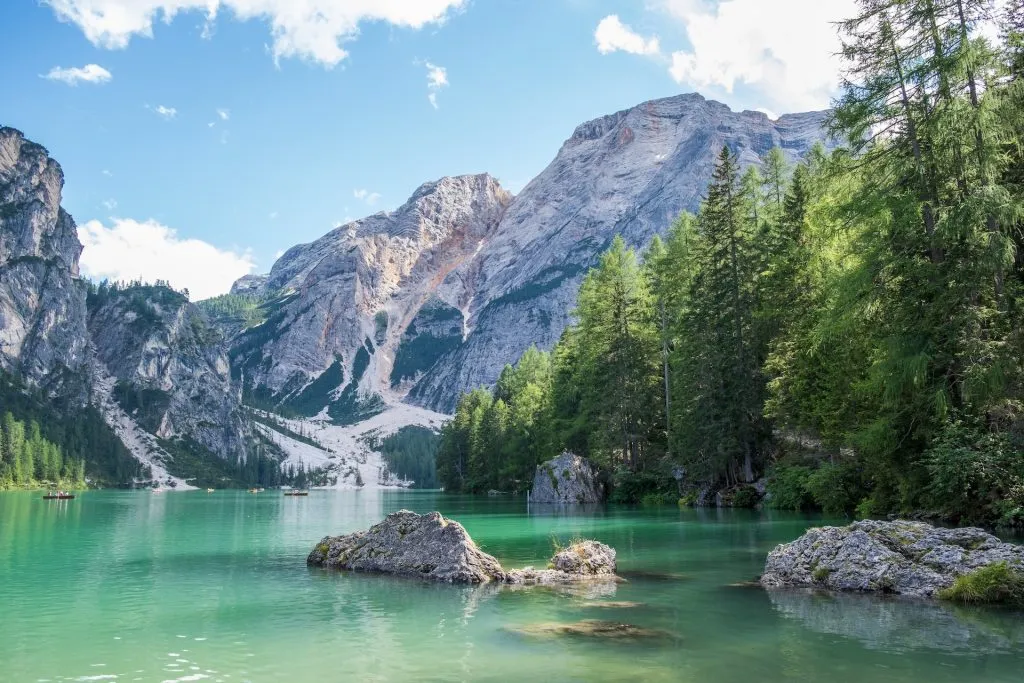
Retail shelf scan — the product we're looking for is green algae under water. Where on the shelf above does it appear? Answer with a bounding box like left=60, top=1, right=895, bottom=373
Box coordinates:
left=2, top=490, right=1023, bottom=682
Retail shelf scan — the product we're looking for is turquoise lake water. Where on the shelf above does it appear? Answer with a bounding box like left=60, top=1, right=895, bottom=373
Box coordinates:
left=1, top=490, right=1023, bottom=682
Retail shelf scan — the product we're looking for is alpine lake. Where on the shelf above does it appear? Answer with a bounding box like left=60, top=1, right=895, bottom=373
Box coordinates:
left=2, top=490, right=1023, bottom=682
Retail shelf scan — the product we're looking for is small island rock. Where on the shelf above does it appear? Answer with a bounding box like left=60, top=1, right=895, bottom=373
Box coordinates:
left=761, top=519, right=1024, bottom=598
left=530, top=452, right=604, bottom=504
left=309, top=511, right=619, bottom=587
left=307, top=510, right=507, bottom=583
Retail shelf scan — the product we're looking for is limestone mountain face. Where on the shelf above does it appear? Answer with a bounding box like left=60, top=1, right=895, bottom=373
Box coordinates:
left=87, top=285, right=251, bottom=461
left=226, top=174, right=511, bottom=420
left=409, top=94, right=831, bottom=410
left=0, top=127, right=89, bottom=398
left=0, top=127, right=253, bottom=476
left=232, top=93, right=831, bottom=414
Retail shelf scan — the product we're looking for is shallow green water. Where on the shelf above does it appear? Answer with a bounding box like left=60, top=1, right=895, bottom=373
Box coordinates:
left=2, top=490, right=1023, bottom=682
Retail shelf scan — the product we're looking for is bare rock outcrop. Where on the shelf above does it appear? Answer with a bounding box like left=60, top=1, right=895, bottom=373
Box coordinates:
left=529, top=452, right=604, bottom=504
left=308, top=510, right=618, bottom=586
left=761, top=520, right=1024, bottom=598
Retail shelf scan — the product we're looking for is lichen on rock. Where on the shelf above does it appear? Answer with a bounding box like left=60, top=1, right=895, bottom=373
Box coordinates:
left=529, top=452, right=603, bottom=504
left=761, top=520, right=1024, bottom=599
left=308, top=510, right=619, bottom=587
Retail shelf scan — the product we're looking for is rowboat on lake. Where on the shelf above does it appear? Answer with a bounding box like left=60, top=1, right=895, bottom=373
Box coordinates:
left=43, top=492, right=75, bottom=500
left=284, top=490, right=310, bottom=497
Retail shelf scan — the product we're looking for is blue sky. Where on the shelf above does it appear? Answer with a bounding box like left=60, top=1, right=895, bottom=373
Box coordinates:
left=1, top=0, right=853, bottom=299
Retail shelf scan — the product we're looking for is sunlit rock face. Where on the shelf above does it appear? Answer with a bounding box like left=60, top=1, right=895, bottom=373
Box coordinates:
left=0, top=127, right=89, bottom=399
left=231, top=94, right=831, bottom=415
left=88, top=285, right=251, bottom=461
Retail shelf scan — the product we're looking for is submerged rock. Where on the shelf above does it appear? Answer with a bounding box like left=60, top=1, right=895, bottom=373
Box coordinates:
left=529, top=452, right=604, bottom=504
left=509, top=619, right=673, bottom=641
left=761, top=520, right=1024, bottom=598
left=309, top=511, right=619, bottom=586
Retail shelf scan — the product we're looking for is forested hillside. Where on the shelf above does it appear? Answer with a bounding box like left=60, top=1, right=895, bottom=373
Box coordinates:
left=439, top=0, right=1024, bottom=525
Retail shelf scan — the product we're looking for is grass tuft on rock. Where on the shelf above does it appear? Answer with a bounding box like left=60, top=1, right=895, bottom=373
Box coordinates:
left=938, top=562, right=1024, bottom=607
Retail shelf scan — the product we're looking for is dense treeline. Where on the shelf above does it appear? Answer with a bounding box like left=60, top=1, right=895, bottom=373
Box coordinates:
left=439, top=0, right=1024, bottom=524
left=0, top=411, right=85, bottom=489
left=373, top=426, right=440, bottom=489
left=0, top=372, right=142, bottom=486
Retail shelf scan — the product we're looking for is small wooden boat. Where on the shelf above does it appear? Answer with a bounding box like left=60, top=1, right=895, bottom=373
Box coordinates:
left=284, top=490, right=310, bottom=497
left=43, top=493, right=75, bottom=500
left=248, top=487, right=263, bottom=494
left=206, top=488, right=215, bottom=493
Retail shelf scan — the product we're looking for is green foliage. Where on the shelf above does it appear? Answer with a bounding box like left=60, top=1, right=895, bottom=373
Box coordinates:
left=805, top=460, right=867, bottom=517
left=730, top=486, right=761, bottom=509
left=281, top=359, right=344, bottom=417
left=197, top=292, right=271, bottom=328
left=437, top=347, right=554, bottom=493
left=939, top=563, right=1024, bottom=607
left=390, top=300, right=463, bottom=386
left=608, top=469, right=674, bottom=505
left=766, top=465, right=816, bottom=511
left=923, top=419, right=1024, bottom=525
left=0, top=371, right=139, bottom=487
left=112, top=382, right=172, bottom=433
left=371, top=426, right=440, bottom=488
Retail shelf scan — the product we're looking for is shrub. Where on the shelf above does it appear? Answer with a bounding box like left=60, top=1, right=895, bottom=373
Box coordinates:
left=640, top=492, right=674, bottom=507
left=766, top=464, right=815, bottom=511
left=938, top=563, right=1024, bottom=607
left=609, top=469, right=673, bottom=504
left=806, top=459, right=867, bottom=517
left=730, top=486, right=761, bottom=509
left=924, top=419, right=1023, bottom=525
left=678, top=492, right=697, bottom=508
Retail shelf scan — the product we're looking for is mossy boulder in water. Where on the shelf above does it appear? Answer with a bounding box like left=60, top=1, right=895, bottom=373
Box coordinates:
left=309, top=510, right=619, bottom=586
left=761, top=520, right=1024, bottom=599
left=307, top=510, right=507, bottom=583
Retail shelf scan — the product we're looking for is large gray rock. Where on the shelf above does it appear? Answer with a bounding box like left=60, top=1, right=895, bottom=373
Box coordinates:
left=308, top=510, right=618, bottom=586
left=761, top=520, right=1024, bottom=598
left=530, top=452, right=604, bottom=504
left=0, top=127, right=89, bottom=399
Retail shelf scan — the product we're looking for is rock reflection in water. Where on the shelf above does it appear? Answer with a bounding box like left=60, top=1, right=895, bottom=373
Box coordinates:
left=767, top=588, right=1024, bottom=655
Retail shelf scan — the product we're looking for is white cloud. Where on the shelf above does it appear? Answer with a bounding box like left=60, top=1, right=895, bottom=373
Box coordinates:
left=353, top=188, right=381, bottom=205
left=217, top=108, right=230, bottom=120
left=102, top=169, right=113, bottom=176
left=268, top=211, right=278, bottom=219
left=79, top=218, right=255, bottom=300
left=102, top=198, right=118, bottom=210
left=42, top=0, right=467, bottom=67
left=147, top=104, right=177, bottom=119
left=42, top=63, right=112, bottom=85
left=594, top=15, right=660, bottom=56
left=660, top=0, right=856, bottom=112
left=423, top=61, right=448, bottom=109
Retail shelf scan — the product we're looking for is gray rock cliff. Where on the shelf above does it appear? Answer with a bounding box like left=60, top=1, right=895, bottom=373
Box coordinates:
left=88, top=284, right=252, bottom=461
left=0, top=127, right=89, bottom=398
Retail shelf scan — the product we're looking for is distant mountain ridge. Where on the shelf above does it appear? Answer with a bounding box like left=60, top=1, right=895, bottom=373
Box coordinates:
left=225, top=93, right=832, bottom=414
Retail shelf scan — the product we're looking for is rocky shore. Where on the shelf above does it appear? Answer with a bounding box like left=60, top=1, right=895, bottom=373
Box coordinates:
left=308, top=510, right=618, bottom=585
